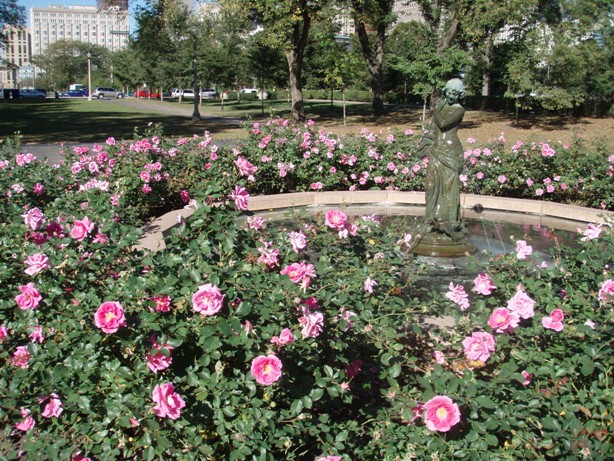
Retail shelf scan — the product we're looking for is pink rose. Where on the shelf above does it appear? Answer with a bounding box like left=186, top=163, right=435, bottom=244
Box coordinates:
left=94, top=301, right=127, bottom=333
left=462, top=331, right=496, bottom=362
left=229, top=185, right=249, bottom=211
left=146, top=337, right=174, bottom=372
left=23, top=207, right=45, bottom=230
left=316, top=457, right=342, bottom=461
left=15, top=282, right=42, bottom=310
left=598, top=279, right=614, bottom=302
left=473, top=273, right=496, bottom=296
left=288, top=231, right=307, bottom=253
left=515, top=240, right=533, bottom=260
left=29, top=325, right=45, bottom=343
left=15, top=408, right=35, bottom=431
left=192, top=283, right=224, bottom=316
left=364, top=277, right=378, bottom=293
left=251, top=354, right=283, bottom=385
left=325, top=210, right=348, bottom=230
left=0, top=325, right=8, bottom=343
left=487, top=308, right=520, bottom=334
left=70, top=217, right=95, bottom=241
left=423, top=396, right=461, bottom=432
left=41, top=394, right=64, bottom=419
left=580, top=223, right=603, bottom=241
left=280, top=261, right=316, bottom=291
left=445, top=282, right=470, bottom=311
left=152, top=294, right=172, bottom=312
left=299, top=305, right=324, bottom=338
left=507, top=286, right=535, bottom=319
left=542, top=308, right=564, bottom=331
left=521, top=370, right=532, bottom=386
left=12, top=345, right=31, bottom=369
left=24, top=253, right=51, bottom=276
left=152, top=382, right=186, bottom=420
left=271, top=328, right=295, bottom=346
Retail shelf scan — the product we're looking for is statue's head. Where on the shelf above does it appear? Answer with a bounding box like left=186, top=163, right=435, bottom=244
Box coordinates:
left=443, top=78, right=465, bottom=101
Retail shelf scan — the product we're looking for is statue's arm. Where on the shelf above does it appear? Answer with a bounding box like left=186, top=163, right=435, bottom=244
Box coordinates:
left=433, top=105, right=465, bottom=131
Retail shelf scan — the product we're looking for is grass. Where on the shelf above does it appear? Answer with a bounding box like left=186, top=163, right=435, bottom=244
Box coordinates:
left=1, top=97, right=612, bottom=148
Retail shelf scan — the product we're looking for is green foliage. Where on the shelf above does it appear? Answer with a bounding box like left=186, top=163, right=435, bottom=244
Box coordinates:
left=0, top=121, right=612, bottom=460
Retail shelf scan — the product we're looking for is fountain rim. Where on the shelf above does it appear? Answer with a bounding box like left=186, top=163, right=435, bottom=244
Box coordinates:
left=138, top=191, right=612, bottom=252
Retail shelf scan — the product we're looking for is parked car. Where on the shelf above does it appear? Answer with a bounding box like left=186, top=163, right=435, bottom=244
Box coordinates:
left=19, top=89, right=46, bottom=99
left=200, top=88, right=217, bottom=99
left=171, top=88, right=195, bottom=99
left=59, top=89, right=88, bottom=98
left=135, top=90, right=160, bottom=99
left=92, top=87, right=124, bottom=99
left=240, top=88, right=268, bottom=100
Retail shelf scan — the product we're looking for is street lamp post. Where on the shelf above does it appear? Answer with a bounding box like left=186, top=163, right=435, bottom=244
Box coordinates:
left=191, top=40, right=200, bottom=121
left=87, top=52, right=92, bottom=101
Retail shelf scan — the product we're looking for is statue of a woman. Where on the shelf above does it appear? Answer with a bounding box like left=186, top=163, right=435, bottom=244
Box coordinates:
left=418, top=78, right=466, bottom=242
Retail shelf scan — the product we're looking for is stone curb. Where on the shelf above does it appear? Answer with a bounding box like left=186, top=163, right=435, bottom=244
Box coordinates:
left=137, top=192, right=612, bottom=251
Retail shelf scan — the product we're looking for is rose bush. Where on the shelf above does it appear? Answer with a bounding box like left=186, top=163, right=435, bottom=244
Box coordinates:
left=0, top=121, right=612, bottom=460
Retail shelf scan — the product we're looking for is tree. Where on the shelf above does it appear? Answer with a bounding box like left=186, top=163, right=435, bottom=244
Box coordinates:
left=30, top=40, right=109, bottom=90
left=223, top=0, right=327, bottom=122
left=346, top=0, right=395, bottom=115
left=0, top=0, right=25, bottom=43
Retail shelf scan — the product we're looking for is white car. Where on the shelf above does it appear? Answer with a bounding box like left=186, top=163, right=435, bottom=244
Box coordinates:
left=240, top=88, right=268, bottom=100
left=172, top=89, right=196, bottom=99
left=200, top=88, right=217, bottom=99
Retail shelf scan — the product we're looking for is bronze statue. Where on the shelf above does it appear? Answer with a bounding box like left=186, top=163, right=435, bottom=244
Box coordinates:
left=411, top=78, right=473, bottom=256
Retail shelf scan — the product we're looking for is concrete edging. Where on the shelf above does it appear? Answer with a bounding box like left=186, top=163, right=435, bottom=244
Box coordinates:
left=138, top=191, right=612, bottom=251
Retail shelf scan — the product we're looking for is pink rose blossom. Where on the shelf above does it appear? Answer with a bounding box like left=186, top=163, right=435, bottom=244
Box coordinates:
left=257, top=243, right=280, bottom=268
left=281, top=262, right=316, bottom=291
left=521, top=370, right=532, bottom=386
left=288, top=231, right=307, bottom=253
left=23, top=207, right=45, bottom=230
left=535, top=188, right=544, bottom=196
left=152, top=294, right=172, bottom=312
left=247, top=216, right=266, bottom=230
left=70, top=217, right=95, bottom=241
left=462, top=331, right=496, bottom=362
left=15, top=282, right=42, bottom=310
left=423, top=396, right=461, bottom=432
left=598, top=279, right=614, bottom=302
left=24, top=253, right=51, bottom=276
left=192, top=283, right=224, bottom=316
left=364, top=277, right=378, bottom=293
left=507, top=286, right=535, bottom=319
left=271, top=328, right=295, bottom=346
left=15, top=408, right=35, bottom=431
left=41, top=394, right=64, bottom=419
left=445, top=282, right=470, bottom=311
left=146, top=337, right=174, bottom=372
left=487, top=308, right=520, bottom=334
left=229, top=185, right=249, bottom=210
left=433, top=351, right=446, bottom=364
left=542, top=308, right=564, bottom=331
left=0, top=325, right=8, bottom=343
left=316, top=457, right=343, bottom=461
left=526, top=178, right=534, bottom=187
left=251, top=354, right=283, bottom=385
left=580, top=223, right=603, bottom=241
left=12, top=345, right=31, bottom=368
left=515, top=240, right=533, bottom=260
left=299, top=304, right=324, bottom=338
left=29, top=325, right=45, bottom=343
left=497, top=175, right=507, bottom=184
left=473, top=273, right=496, bottom=295
left=152, top=382, right=186, bottom=420
left=94, top=301, right=127, bottom=333
left=234, top=156, right=258, bottom=177
left=325, top=210, right=348, bottom=230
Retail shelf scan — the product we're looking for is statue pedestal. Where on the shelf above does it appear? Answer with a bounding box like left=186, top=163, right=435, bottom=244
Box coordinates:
left=412, top=231, right=475, bottom=258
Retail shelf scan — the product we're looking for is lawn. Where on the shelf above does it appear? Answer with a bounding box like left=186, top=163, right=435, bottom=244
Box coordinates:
left=1, top=96, right=612, bottom=147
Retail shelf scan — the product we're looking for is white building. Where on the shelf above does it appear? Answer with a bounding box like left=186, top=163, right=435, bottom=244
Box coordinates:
left=1, top=25, right=32, bottom=87
left=30, top=4, right=131, bottom=57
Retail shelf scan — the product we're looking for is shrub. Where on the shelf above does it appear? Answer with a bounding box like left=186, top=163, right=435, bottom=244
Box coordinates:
left=0, top=121, right=612, bottom=460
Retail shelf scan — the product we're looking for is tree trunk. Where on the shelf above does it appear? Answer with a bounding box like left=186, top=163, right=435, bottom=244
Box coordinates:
left=286, top=48, right=305, bottom=122
left=355, top=20, right=386, bottom=116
